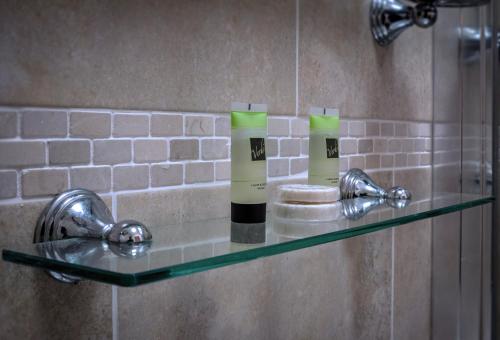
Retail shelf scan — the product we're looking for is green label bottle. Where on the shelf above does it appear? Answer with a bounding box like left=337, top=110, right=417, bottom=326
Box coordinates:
left=308, top=112, right=340, bottom=187
left=231, top=110, right=267, bottom=223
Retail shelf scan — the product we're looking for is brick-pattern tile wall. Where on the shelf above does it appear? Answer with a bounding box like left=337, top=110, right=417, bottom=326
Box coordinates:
left=0, top=107, right=432, bottom=201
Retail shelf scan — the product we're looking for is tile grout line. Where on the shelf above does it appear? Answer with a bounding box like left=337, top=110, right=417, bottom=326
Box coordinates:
left=295, top=0, right=300, bottom=116
left=1, top=107, right=435, bottom=201
left=1, top=105, right=437, bottom=123
left=112, top=285, right=118, bottom=340
left=111, top=189, right=118, bottom=340
left=391, top=227, right=395, bottom=340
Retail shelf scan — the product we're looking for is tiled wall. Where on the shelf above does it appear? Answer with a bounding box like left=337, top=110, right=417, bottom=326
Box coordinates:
left=0, top=106, right=431, bottom=202
left=0, top=0, right=431, bottom=121
left=0, top=0, right=434, bottom=339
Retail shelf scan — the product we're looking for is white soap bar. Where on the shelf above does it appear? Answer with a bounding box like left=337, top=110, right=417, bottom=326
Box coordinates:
left=272, top=217, right=342, bottom=238
left=272, top=202, right=342, bottom=222
left=278, top=184, right=340, bottom=204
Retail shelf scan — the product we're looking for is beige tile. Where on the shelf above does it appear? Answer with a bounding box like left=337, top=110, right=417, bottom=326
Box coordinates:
left=388, top=139, right=403, bottom=153
left=434, top=123, right=457, bottom=138
left=215, top=160, right=230, bottom=181
left=151, top=163, right=183, bottom=187
left=48, top=140, right=91, bottom=165
left=380, top=154, right=394, bottom=168
left=183, top=243, right=214, bottom=262
left=457, top=206, right=483, bottom=339
left=0, top=170, right=17, bottom=198
left=149, top=248, right=182, bottom=269
left=433, top=9, right=461, bottom=153
left=117, top=230, right=391, bottom=340
left=70, top=166, right=111, bottom=193
left=299, top=1, right=431, bottom=120
left=358, top=139, right=373, bottom=154
left=113, top=165, right=149, bottom=191
left=21, top=110, right=67, bottom=138
left=420, top=153, right=431, bottom=166
left=365, top=121, right=380, bottom=136
left=365, top=154, right=380, bottom=169
left=93, top=140, right=132, bottom=165
left=117, top=189, right=184, bottom=227
left=268, top=159, right=288, bottom=177
left=340, top=156, right=348, bottom=172
left=22, top=169, right=68, bottom=198
left=151, top=114, right=183, bottom=137
left=265, top=231, right=392, bottom=339
left=70, top=111, right=111, bottom=138
left=395, top=123, right=408, bottom=137
left=394, top=167, right=431, bottom=199
left=366, top=170, right=394, bottom=189
left=407, top=153, right=420, bottom=167
left=431, top=212, right=461, bottom=339
left=116, top=260, right=267, bottom=340
left=395, top=153, right=407, bottom=167
left=134, top=217, right=227, bottom=251
left=380, top=123, right=395, bottom=137
left=268, top=118, right=290, bottom=137
left=349, top=155, right=364, bottom=169
left=409, top=122, right=432, bottom=137
left=113, top=114, right=149, bottom=137
left=201, top=139, right=229, bottom=160
left=290, top=118, right=309, bottom=137
left=185, top=116, right=214, bottom=136
left=374, top=139, right=387, bottom=153
left=0, top=1, right=296, bottom=113
left=0, top=201, right=112, bottom=339
left=393, top=220, right=432, bottom=340
left=0, top=111, right=17, bottom=138
left=340, top=139, right=357, bottom=155
left=340, top=120, right=349, bottom=137
left=301, top=139, right=309, bottom=155
left=116, top=184, right=230, bottom=226
left=414, top=139, right=426, bottom=152
left=402, top=139, right=414, bottom=153
left=133, top=139, right=168, bottom=163
left=348, top=121, right=365, bottom=137
left=290, top=157, right=308, bottom=175
left=267, top=138, right=279, bottom=157
left=279, top=138, right=301, bottom=157
left=215, top=116, right=231, bottom=137
left=0, top=141, right=45, bottom=168
left=181, top=184, right=230, bottom=222
left=185, top=162, right=214, bottom=184
left=170, top=139, right=199, bottom=160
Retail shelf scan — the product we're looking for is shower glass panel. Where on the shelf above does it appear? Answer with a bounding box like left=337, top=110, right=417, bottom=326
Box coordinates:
left=432, top=2, right=493, bottom=339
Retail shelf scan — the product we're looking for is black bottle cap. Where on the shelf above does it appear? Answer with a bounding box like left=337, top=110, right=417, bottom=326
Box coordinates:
left=231, top=202, right=266, bottom=224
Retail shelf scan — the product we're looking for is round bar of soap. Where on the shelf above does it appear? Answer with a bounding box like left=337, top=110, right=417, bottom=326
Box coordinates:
left=272, top=217, right=341, bottom=238
left=272, top=202, right=341, bottom=222
left=278, top=184, right=340, bottom=204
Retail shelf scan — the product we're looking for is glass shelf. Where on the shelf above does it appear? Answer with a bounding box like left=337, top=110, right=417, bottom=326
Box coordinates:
left=2, top=193, right=493, bottom=287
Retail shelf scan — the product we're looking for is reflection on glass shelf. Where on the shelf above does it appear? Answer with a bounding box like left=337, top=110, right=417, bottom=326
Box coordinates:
left=2, top=193, right=493, bottom=287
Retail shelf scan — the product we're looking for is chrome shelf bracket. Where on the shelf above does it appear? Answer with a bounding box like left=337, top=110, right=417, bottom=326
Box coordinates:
left=34, top=188, right=152, bottom=284
left=371, top=0, right=489, bottom=46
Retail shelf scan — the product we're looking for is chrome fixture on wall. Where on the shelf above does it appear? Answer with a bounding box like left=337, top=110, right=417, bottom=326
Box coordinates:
left=371, top=0, right=490, bottom=46
left=340, top=168, right=412, bottom=201
left=34, top=188, right=152, bottom=283
left=341, top=197, right=386, bottom=220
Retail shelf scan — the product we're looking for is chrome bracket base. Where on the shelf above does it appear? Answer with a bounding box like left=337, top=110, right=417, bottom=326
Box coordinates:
left=371, top=0, right=437, bottom=46
left=34, top=189, right=152, bottom=284
left=371, top=0, right=490, bottom=46
left=340, top=168, right=412, bottom=201
left=340, top=169, right=412, bottom=219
